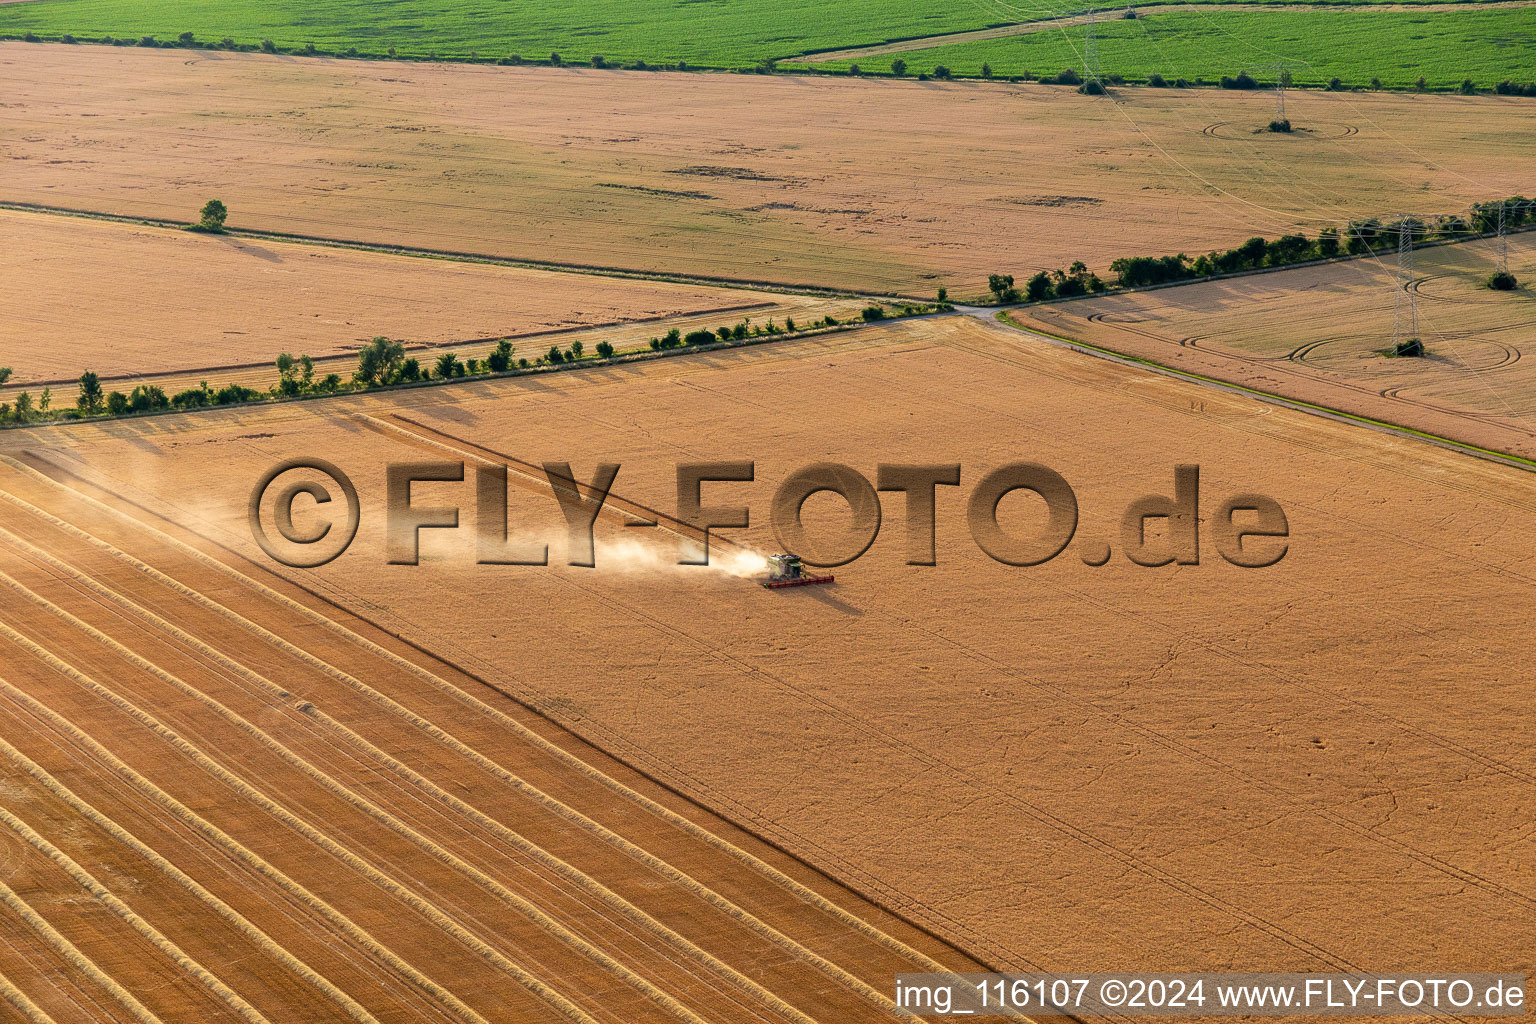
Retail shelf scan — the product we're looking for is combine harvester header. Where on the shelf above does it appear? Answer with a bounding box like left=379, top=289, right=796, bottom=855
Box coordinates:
left=762, top=553, right=835, bottom=589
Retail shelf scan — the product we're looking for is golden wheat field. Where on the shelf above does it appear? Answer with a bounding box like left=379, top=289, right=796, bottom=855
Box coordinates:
left=2, top=317, right=1530, bottom=1018
left=1019, top=234, right=1536, bottom=458
left=4, top=20, right=1536, bottom=1023
left=0, top=208, right=796, bottom=386
left=5, top=42, right=1536, bottom=294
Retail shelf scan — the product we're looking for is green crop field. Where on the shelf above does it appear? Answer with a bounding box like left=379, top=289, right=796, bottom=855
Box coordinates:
left=0, top=0, right=1021, bottom=65
left=0, top=0, right=1526, bottom=73
left=798, top=7, right=1536, bottom=89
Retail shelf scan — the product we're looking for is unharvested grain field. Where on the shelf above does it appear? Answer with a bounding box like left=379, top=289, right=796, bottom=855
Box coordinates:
left=5, top=42, right=1536, bottom=294
left=801, top=5, right=1536, bottom=88
left=0, top=0, right=1509, bottom=68
left=0, top=208, right=785, bottom=385
left=1017, top=234, right=1536, bottom=459
left=6, top=316, right=1531, bottom=1001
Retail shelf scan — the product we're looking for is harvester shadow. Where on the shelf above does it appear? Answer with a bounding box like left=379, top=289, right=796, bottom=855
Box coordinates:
left=790, top=584, right=862, bottom=616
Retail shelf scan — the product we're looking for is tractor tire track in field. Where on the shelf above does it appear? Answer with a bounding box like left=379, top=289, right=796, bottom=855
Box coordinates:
left=0, top=453, right=997, bottom=1024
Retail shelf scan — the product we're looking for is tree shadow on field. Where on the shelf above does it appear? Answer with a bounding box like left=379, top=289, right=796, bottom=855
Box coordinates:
left=423, top=402, right=478, bottom=427
left=216, top=235, right=284, bottom=264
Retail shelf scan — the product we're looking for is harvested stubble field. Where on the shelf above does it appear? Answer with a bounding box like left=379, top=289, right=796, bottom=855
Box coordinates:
left=5, top=316, right=1532, bottom=1008
left=5, top=43, right=1536, bottom=295
left=0, top=448, right=991, bottom=1022
left=1018, top=234, right=1536, bottom=459
left=0, top=293, right=878, bottom=401
left=0, top=208, right=790, bottom=386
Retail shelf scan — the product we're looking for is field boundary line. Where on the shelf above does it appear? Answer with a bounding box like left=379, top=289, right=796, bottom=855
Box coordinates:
left=0, top=301, right=779, bottom=391
left=994, top=312, right=1536, bottom=471
left=0, top=200, right=915, bottom=300
left=0, top=524, right=825, bottom=1024
left=0, top=316, right=898, bottom=431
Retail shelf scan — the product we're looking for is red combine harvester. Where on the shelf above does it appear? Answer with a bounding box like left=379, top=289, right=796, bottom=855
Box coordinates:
left=762, top=553, right=835, bottom=589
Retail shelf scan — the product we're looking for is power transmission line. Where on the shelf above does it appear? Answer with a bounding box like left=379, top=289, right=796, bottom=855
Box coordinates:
left=1084, top=7, right=1100, bottom=88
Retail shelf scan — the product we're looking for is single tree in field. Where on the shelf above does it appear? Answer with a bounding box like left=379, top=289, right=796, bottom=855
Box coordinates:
left=435, top=352, right=461, bottom=378
left=39, top=386, right=51, bottom=414
left=988, top=273, right=1018, bottom=303
left=198, top=199, right=228, bottom=232
left=275, top=352, right=307, bottom=396
left=77, top=371, right=104, bottom=414
left=0, top=367, right=11, bottom=386
left=354, top=336, right=405, bottom=385
left=891, top=58, right=907, bottom=77
left=13, top=392, right=33, bottom=422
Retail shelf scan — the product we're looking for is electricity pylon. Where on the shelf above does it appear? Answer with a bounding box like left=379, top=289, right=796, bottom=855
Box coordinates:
left=1392, top=218, right=1419, bottom=349
left=1497, top=202, right=1509, bottom=274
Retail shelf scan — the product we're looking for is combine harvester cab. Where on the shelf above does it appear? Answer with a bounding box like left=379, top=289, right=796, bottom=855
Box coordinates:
left=762, top=553, right=835, bottom=589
